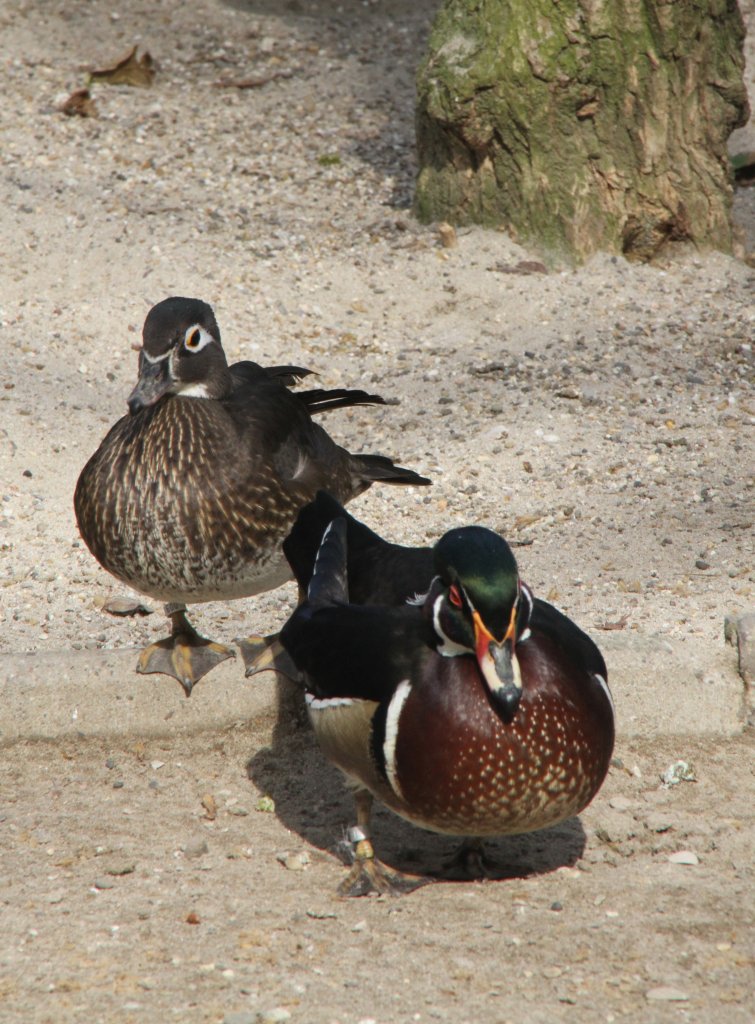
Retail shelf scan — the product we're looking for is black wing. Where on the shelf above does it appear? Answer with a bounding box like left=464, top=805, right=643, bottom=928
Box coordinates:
left=230, top=360, right=313, bottom=390
left=280, top=506, right=434, bottom=703
left=530, top=598, right=607, bottom=679
left=283, top=491, right=435, bottom=604
left=280, top=601, right=430, bottom=704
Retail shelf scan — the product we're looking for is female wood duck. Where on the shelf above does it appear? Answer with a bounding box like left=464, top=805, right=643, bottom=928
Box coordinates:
left=74, top=298, right=430, bottom=695
left=280, top=492, right=615, bottom=896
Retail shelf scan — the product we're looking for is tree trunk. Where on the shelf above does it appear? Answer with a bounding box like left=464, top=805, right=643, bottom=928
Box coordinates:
left=415, top=0, right=750, bottom=263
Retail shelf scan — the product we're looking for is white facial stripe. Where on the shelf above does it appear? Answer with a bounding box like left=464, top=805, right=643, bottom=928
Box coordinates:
left=141, top=349, right=171, bottom=364
left=383, top=679, right=412, bottom=800
left=432, top=593, right=470, bottom=658
left=519, top=627, right=532, bottom=643
left=593, top=673, right=615, bottom=715
left=176, top=382, right=211, bottom=398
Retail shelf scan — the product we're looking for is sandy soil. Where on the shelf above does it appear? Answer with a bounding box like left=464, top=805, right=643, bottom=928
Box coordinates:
left=1, top=2, right=753, bottom=1022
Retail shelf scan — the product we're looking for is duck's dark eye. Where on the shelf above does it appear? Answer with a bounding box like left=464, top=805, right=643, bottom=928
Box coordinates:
left=185, top=329, right=201, bottom=350
left=448, top=584, right=462, bottom=608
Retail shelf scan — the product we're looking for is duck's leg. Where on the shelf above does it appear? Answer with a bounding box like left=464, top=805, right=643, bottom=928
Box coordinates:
left=443, top=836, right=495, bottom=879
left=237, top=632, right=301, bottom=682
left=136, top=604, right=235, bottom=696
left=337, top=790, right=430, bottom=897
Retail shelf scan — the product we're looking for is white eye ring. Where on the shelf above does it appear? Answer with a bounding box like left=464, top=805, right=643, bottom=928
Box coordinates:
left=183, top=324, right=214, bottom=352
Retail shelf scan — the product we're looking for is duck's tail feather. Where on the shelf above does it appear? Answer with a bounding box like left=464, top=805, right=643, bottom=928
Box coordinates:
left=356, top=453, right=431, bottom=487
left=299, top=388, right=386, bottom=415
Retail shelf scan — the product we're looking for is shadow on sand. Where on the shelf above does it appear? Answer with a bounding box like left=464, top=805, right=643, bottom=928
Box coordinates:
left=219, top=0, right=439, bottom=208
left=246, top=673, right=587, bottom=888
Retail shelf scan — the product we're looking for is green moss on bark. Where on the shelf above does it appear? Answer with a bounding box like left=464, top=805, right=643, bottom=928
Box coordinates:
left=415, top=0, right=749, bottom=263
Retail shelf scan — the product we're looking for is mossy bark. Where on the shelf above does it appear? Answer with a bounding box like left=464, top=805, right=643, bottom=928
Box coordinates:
left=415, top=0, right=749, bottom=263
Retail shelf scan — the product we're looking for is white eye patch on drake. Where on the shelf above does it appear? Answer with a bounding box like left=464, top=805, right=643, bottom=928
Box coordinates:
left=182, top=324, right=215, bottom=353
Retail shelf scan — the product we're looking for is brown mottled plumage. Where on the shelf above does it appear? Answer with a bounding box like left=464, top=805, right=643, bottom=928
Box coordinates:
left=74, top=297, right=430, bottom=693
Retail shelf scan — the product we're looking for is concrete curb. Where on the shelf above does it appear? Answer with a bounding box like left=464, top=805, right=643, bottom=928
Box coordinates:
left=0, top=634, right=748, bottom=746
left=0, top=649, right=281, bottom=747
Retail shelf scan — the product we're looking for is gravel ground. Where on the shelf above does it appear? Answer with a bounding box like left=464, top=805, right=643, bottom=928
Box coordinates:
left=1, top=1, right=754, bottom=1022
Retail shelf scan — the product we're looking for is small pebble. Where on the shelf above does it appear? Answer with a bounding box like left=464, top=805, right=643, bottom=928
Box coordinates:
left=223, top=1012, right=257, bottom=1024
left=105, top=862, right=135, bottom=876
left=644, top=813, right=673, bottom=833
left=256, top=796, right=275, bottom=813
left=550, top=901, right=563, bottom=912
left=695, top=559, right=710, bottom=570
left=276, top=851, right=310, bottom=871
left=183, top=838, right=209, bottom=859
left=668, top=850, right=699, bottom=865
left=93, top=877, right=116, bottom=890
left=227, top=805, right=249, bottom=816
left=608, top=796, right=633, bottom=811
left=102, top=597, right=153, bottom=616
left=255, top=1010, right=291, bottom=1024
left=660, top=760, right=696, bottom=787
left=645, top=986, right=689, bottom=1002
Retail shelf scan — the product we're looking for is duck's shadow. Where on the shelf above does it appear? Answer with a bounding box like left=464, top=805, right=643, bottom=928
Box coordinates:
left=246, top=677, right=586, bottom=884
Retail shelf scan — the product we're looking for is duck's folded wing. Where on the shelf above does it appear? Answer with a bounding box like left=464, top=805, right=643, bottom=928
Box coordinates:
left=280, top=603, right=430, bottom=704
left=531, top=598, right=607, bottom=679
left=230, top=361, right=313, bottom=389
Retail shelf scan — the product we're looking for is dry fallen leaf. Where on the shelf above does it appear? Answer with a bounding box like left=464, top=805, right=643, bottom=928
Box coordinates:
left=90, top=46, right=155, bottom=88
left=437, top=222, right=457, bottom=248
left=597, top=615, right=630, bottom=631
left=490, top=260, right=548, bottom=275
left=513, top=512, right=543, bottom=529
left=213, top=69, right=294, bottom=89
left=201, top=794, right=217, bottom=821
left=60, top=88, right=97, bottom=117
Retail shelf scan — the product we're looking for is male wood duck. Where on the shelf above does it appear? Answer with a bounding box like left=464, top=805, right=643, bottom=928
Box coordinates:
left=280, top=492, right=615, bottom=896
left=74, top=298, right=430, bottom=695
